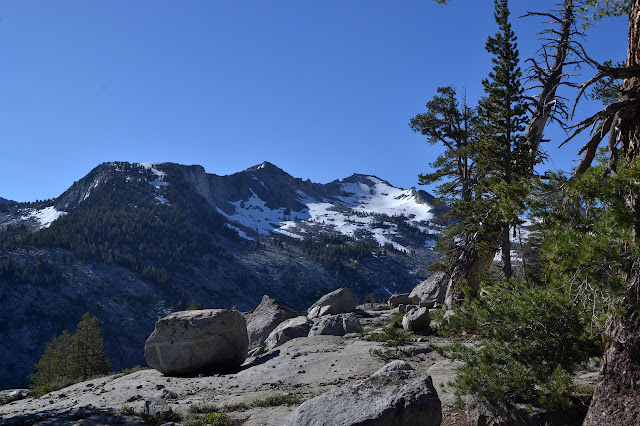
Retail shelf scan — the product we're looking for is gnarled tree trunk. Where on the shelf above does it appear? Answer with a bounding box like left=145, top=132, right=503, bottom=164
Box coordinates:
left=583, top=1, right=640, bottom=424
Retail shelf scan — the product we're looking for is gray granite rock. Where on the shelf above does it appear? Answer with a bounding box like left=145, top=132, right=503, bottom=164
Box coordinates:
left=402, top=307, right=431, bottom=332
left=264, top=316, right=312, bottom=349
left=245, top=295, right=298, bottom=348
left=307, top=288, right=358, bottom=318
left=285, top=362, right=442, bottom=426
left=409, top=272, right=448, bottom=308
left=308, top=313, right=363, bottom=337
left=144, top=309, right=248, bottom=375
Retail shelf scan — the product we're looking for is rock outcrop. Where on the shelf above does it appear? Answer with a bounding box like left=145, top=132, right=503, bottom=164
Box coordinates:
left=265, top=316, right=313, bottom=349
left=402, top=307, right=431, bottom=332
left=307, top=287, right=359, bottom=318
left=388, top=293, right=413, bottom=307
left=285, top=361, right=442, bottom=426
left=409, top=271, right=447, bottom=308
left=144, top=309, right=248, bottom=375
left=308, top=313, right=363, bottom=337
left=245, top=295, right=298, bottom=348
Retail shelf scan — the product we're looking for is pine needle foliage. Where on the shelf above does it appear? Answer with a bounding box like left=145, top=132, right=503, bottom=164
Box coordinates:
left=30, top=312, right=111, bottom=395
left=434, top=280, right=590, bottom=410
left=472, top=0, right=536, bottom=277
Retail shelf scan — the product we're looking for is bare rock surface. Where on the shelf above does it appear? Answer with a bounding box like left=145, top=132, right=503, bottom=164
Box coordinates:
left=264, top=316, right=312, bottom=349
left=410, top=271, right=448, bottom=308
left=284, top=360, right=442, bottom=426
left=245, top=295, right=298, bottom=348
left=307, top=287, right=358, bottom=318
left=144, top=309, right=249, bottom=375
left=308, top=313, right=363, bottom=337
left=0, top=307, right=524, bottom=426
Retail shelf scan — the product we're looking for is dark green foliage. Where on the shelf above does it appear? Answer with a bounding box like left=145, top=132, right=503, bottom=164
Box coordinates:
left=2, top=167, right=237, bottom=287
left=71, top=312, right=112, bottom=381
left=435, top=280, right=590, bottom=410
left=187, top=412, right=233, bottom=426
left=29, top=330, right=75, bottom=395
left=577, top=0, right=631, bottom=26
left=472, top=0, right=535, bottom=277
left=30, top=312, right=111, bottom=395
left=534, top=153, right=638, bottom=334
left=410, top=86, right=476, bottom=204
left=299, top=234, right=379, bottom=276
left=410, top=86, right=479, bottom=267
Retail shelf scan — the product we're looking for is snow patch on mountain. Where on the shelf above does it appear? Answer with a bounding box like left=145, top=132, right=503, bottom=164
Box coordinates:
left=226, top=189, right=310, bottom=235
left=139, top=162, right=167, bottom=178
left=336, top=178, right=433, bottom=223
left=219, top=175, right=437, bottom=252
left=225, top=224, right=255, bottom=241
left=21, top=206, right=67, bottom=229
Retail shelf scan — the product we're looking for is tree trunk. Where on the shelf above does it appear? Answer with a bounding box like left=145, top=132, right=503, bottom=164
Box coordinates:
left=501, top=224, right=512, bottom=278
left=444, top=231, right=497, bottom=306
left=583, top=2, right=640, bottom=424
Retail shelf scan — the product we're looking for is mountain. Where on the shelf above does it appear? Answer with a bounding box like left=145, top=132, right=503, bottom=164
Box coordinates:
left=0, top=161, right=443, bottom=389
left=0, top=197, right=12, bottom=205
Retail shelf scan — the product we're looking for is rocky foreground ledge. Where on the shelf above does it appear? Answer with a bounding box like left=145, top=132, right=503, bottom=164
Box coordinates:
left=0, top=307, right=470, bottom=426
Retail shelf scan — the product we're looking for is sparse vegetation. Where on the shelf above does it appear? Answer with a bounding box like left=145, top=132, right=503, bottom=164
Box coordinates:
left=253, top=393, right=305, bottom=407
left=187, top=412, right=234, bottom=426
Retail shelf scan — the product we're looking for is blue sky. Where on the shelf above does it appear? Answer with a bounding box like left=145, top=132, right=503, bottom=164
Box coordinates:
left=0, top=0, right=628, bottom=202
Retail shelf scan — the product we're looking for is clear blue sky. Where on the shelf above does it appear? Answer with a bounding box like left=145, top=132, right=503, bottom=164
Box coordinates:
left=0, top=0, right=628, bottom=202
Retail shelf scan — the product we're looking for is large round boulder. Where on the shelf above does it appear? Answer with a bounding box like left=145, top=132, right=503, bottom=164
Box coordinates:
left=307, top=287, right=359, bottom=318
left=144, top=309, right=248, bottom=375
left=245, top=295, right=298, bottom=348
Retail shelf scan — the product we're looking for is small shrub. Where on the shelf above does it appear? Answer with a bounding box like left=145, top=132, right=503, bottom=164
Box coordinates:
left=221, top=402, right=249, bottom=412
left=189, top=403, right=219, bottom=414
left=187, top=412, right=233, bottom=426
left=120, top=365, right=146, bottom=376
left=120, top=405, right=136, bottom=415
left=140, top=410, right=182, bottom=425
left=367, top=326, right=410, bottom=347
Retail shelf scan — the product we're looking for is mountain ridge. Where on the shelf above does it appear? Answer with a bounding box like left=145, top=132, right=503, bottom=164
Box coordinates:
left=0, top=160, right=443, bottom=390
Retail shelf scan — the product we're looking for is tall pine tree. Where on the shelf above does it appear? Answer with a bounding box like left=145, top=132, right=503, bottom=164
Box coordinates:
left=473, top=0, right=533, bottom=278
left=410, top=87, right=477, bottom=266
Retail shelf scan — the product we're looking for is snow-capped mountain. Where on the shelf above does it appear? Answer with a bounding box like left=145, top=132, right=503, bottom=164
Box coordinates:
left=171, top=161, right=442, bottom=252
left=2, top=161, right=442, bottom=251
left=0, top=161, right=444, bottom=389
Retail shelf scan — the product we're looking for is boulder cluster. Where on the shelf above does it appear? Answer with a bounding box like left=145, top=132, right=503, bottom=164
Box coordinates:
left=140, top=276, right=448, bottom=425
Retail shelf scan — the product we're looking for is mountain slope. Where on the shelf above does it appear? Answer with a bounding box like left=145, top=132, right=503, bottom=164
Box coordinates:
left=0, top=161, right=443, bottom=389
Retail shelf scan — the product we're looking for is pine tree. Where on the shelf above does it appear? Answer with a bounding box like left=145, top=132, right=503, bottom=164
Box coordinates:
left=410, top=86, right=477, bottom=266
left=29, top=330, right=74, bottom=395
left=71, top=312, right=111, bottom=381
left=473, top=0, right=533, bottom=278
left=30, top=312, right=111, bottom=394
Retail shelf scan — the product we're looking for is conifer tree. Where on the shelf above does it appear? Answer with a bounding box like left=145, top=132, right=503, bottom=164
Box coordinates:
left=410, top=86, right=477, bottom=265
left=30, top=312, right=111, bottom=394
left=71, top=312, right=111, bottom=381
left=29, top=330, right=74, bottom=395
left=473, top=0, right=533, bottom=278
